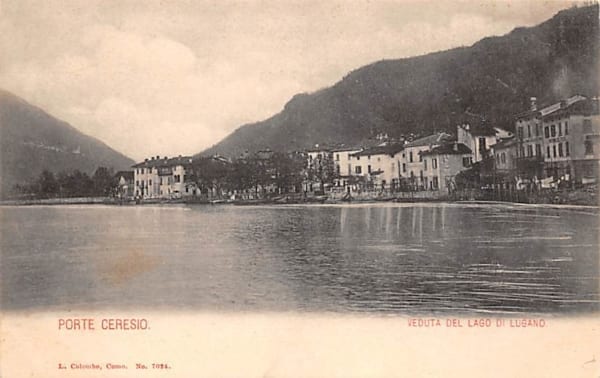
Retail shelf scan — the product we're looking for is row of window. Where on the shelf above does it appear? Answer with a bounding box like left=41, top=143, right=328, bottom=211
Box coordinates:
left=546, top=142, right=570, bottom=159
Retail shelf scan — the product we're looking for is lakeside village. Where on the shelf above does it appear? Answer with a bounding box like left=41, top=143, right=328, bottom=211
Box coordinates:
left=122, top=95, right=599, bottom=206
left=15, top=94, right=600, bottom=206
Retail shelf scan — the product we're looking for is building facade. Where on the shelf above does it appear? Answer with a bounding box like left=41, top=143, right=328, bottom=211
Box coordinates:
left=421, top=142, right=473, bottom=194
left=132, top=156, right=193, bottom=199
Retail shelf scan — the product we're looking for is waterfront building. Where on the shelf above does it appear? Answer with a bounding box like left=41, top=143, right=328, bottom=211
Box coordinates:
left=114, top=170, right=134, bottom=198
left=401, top=132, right=452, bottom=190
left=420, top=142, right=472, bottom=194
left=331, top=146, right=363, bottom=188
left=132, top=155, right=193, bottom=199
left=348, top=144, right=404, bottom=190
left=457, top=120, right=497, bottom=164
left=492, top=136, right=519, bottom=173
left=540, top=96, right=600, bottom=184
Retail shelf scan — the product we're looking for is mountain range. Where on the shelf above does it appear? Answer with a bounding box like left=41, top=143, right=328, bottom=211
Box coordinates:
left=200, top=4, right=599, bottom=158
left=0, top=90, right=134, bottom=198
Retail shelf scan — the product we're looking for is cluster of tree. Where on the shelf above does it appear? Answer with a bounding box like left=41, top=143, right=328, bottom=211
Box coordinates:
left=13, top=167, right=118, bottom=199
left=188, top=152, right=323, bottom=197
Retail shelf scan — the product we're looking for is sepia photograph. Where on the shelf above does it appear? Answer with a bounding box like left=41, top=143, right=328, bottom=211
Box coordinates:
left=1, top=0, right=599, bottom=377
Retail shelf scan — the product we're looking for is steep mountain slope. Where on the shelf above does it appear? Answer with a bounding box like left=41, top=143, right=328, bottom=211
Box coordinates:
left=0, top=90, right=135, bottom=197
left=201, top=4, right=599, bottom=158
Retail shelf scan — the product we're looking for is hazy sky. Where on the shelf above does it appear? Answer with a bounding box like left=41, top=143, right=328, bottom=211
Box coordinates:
left=0, top=0, right=573, bottom=160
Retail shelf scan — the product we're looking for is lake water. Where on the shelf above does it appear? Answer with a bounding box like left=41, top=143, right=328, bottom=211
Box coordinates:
left=1, top=203, right=598, bottom=315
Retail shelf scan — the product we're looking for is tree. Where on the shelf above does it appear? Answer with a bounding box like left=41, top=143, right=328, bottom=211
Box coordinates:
left=92, top=167, right=117, bottom=196
left=37, top=170, right=58, bottom=198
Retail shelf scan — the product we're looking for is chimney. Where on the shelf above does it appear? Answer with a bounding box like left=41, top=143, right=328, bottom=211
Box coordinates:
left=144, top=158, right=148, bottom=162
left=156, top=155, right=160, bottom=160
left=151, top=157, right=154, bottom=161
left=530, top=97, right=537, bottom=111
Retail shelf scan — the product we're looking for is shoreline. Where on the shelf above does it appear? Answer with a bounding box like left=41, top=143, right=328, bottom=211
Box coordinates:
left=1, top=196, right=598, bottom=210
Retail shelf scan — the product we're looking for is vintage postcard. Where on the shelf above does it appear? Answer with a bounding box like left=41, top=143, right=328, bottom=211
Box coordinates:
left=1, top=0, right=599, bottom=377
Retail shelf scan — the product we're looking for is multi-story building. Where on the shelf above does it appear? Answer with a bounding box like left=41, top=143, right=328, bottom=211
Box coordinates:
left=401, top=132, right=452, bottom=190
left=540, top=96, right=599, bottom=184
left=132, top=155, right=193, bottom=199
left=331, top=146, right=363, bottom=187
left=457, top=122, right=498, bottom=164
left=348, top=144, right=404, bottom=190
left=420, top=142, right=473, bottom=194
left=492, top=137, right=519, bottom=174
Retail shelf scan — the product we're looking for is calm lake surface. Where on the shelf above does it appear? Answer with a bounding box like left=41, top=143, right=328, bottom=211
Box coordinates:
left=1, top=203, right=598, bottom=315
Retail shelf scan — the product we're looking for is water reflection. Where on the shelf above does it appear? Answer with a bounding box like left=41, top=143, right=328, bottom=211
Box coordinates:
left=1, top=204, right=598, bottom=315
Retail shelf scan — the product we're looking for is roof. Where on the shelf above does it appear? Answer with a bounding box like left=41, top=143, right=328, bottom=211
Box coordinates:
left=330, top=146, right=363, bottom=153
left=351, top=143, right=404, bottom=157
left=132, top=156, right=193, bottom=168
left=405, top=132, right=452, bottom=147
left=516, top=95, right=588, bottom=120
left=541, top=96, right=598, bottom=120
left=421, top=143, right=472, bottom=156
left=493, top=137, right=518, bottom=150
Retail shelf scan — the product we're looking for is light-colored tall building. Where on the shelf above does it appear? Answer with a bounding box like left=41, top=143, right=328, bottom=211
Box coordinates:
left=348, top=144, right=404, bottom=190
left=133, top=156, right=193, bottom=199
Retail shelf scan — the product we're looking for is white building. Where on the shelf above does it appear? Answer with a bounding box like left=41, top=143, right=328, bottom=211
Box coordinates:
left=331, top=147, right=363, bottom=187
left=133, top=156, right=193, bottom=199
left=348, top=144, right=405, bottom=190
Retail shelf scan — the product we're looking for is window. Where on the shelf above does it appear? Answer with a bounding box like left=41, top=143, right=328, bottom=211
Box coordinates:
left=546, top=146, right=550, bottom=158
left=424, top=159, right=427, bottom=170
left=553, top=145, right=557, bottom=158
left=583, top=119, right=592, bottom=133
left=558, top=123, right=562, bottom=136
left=432, top=158, right=437, bottom=169
left=402, top=163, right=406, bottom=172
left=527, top=125, right=531, bottom=138
left=479, top=137, right=487, bottom=153
left=585, top=140, right=594, bottom=155
left=527, top=145, right=533, bottom=157
left=367, top=155, right=371, bottom=160
left=551, top=125, right=556, bottom=137
left=535, top=124, right=539, bottom=136
left=174, top=174, right=181, bottom=183
left=355, top=166, right=362, bottom=174
left=356, top=156, right=360, bottom=161
left=419, top=153, right=422, bottom=162
left=517, top=127, right=523, bottom=139
left=432, top=176, right=439, bottom=190
left=544, top=126, right=550, bottom=138
left=335, top=154, right=339, bottom=161
left=501, top=153, right=506, bottom=164
left=565, top=142, right=570, bottom=156
left=558, top=143, right=563, bottom=157
left=409, top=151, right=413, bottom=163
left=149, top=179, right=152, bottom=186
left=367, top=165, right=372, bottom=174
left=535, top=144, right=542, bottom=157
left=565, top=121, right=569, bottom=135
left=462, top=157, right=471, bottom=167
